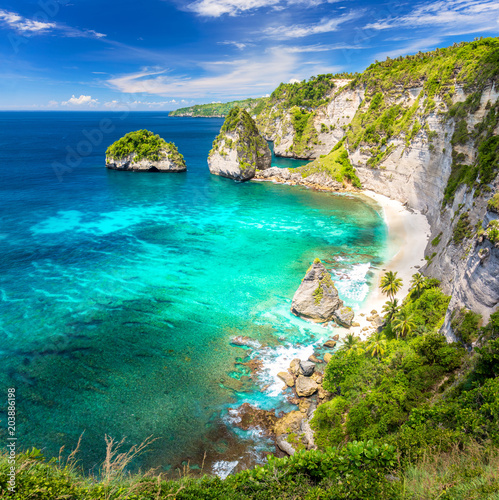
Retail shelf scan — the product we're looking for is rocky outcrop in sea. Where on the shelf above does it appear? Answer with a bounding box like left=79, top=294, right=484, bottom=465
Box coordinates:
left=106, top=130, right=186, bottom=172
left=291, top=259, right=346, bottom=323
left=208, top=107, right=271, bottom=181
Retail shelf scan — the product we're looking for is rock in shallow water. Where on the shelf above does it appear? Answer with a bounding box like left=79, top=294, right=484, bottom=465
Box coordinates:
left=291, top=259, right=343, bottom=323
left=334, top=306, right=355, bottom=327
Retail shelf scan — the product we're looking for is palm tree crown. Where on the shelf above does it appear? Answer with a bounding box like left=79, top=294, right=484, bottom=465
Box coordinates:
left=392, top=310, right=416, bottom=339
left=366, top=331, right=388, bottom=359
left=382, top=298, right=400, bottom=321
left=410, top=273, right=426, bottom=297
left=380, top=271, right=403, bottom=300
left=338, top=333, right=364, bottom=356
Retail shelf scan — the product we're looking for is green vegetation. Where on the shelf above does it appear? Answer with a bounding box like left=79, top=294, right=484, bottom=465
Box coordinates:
left=169, top=97, right=266, bottom=117
left=267, top=73, right=354, bottom=110
left=296, top=142, right=362, bottom=188
left=311, top=275, right=499, bottom=497
left=451, top=308, right=482, bottom=344
left=431, top=232, right=442, bottom=246
left=453, top=212, right=473, bottom=244
left=487, top=193, right=499, bottom=212
left=106, top=130, right=186, bottom=166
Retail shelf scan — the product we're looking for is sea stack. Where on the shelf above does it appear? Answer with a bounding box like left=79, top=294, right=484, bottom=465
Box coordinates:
left=291, top=259, right=344, bottom=323
left=208, top=107, right=271, bottom=181
left=106, top=130, right=186, bottom=172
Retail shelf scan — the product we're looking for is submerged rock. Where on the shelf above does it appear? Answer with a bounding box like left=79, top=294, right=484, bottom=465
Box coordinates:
left=291, top=259, right=344, bottom=322
left=334, top=306, right=355, bottom=327
left=208, top=107, right=271, bottom=181
left=106, top=130, right=186, bottom=172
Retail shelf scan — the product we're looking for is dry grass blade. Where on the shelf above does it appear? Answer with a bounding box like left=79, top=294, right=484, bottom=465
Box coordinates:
left=102, top=434, right=159, bottom=485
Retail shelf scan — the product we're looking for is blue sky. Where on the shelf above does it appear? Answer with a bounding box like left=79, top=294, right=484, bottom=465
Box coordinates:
left=0, top=0, right=498, bottom=110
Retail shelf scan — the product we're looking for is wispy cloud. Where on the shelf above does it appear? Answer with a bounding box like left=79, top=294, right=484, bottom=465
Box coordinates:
left=183, top=0, right=343, bottom=17
left=277, top=42, right=367, bottom=53
left=261, top=11, right=361, bottom=39
left=365, top=0, right=499, bottom=35
left=218, top=40, right=250, bottom=50
left=0, top=10, right=55, bottom=33
left=61, top=95, right=99, bottom=106
left=107, top=49, right=326, bottom=98
left=0, top=9, right=106, bottom=38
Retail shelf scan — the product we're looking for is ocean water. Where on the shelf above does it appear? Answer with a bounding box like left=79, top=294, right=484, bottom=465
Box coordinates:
left=0, top=112, right=387, bottom=475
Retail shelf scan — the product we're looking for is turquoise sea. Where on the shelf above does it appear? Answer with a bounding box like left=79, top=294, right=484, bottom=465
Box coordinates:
left=0, top=112, right=387, bottom=476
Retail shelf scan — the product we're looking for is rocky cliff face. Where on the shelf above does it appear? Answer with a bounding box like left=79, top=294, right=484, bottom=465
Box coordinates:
left=256, top=79, right=360, bottom=159
left=208, top=107, right=271, bottom=181
left=256, top=39, right=499, bottom=334
left=106, top=152, right=186, bottom=172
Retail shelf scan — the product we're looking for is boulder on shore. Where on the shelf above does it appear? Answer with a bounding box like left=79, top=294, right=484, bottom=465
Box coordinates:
left=208, top=107, right=271, bottom=181
left=295, top=376, right=319, bottom=397
left=291, top=259, right=344, bottom=322
left=106, top=130, right=186, bottom=172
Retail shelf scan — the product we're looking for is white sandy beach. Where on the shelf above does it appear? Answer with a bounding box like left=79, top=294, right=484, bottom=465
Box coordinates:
left=350, top=190, right=431, bottom=340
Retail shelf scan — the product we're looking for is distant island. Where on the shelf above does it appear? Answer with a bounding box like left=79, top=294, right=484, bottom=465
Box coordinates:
left=169, top=97, right=267, bottom=118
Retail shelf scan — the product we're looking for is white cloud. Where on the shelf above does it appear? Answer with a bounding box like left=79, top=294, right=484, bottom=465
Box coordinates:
left=184, top=0, right=342, bottom=17
left=107, top=49, right=315, bottom=98
left=218, top=40, right=249, bottom=50
left=0, top=9, right=55, bottom=33
left=261, top=11, right=361, bottom=39
left=289, top=78, right=301, bottom=83
left=365, top=0, right=499, bottom=35
left=61, top=95, right=99, bottom=106
left=0, top=9, right=106, bottom=38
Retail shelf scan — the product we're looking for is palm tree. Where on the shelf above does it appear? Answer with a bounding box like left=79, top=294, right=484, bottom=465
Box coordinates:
left=366, top=331, right=388, bottom=360
left=338, top=333, right=364, bottom=357
left=392, top=310, right=416, bottom=339
left=380, top=271, right=403, bottom=300
left=382, top=299, right=400, bottom=322
left=410, top=273, right=426, bottom=298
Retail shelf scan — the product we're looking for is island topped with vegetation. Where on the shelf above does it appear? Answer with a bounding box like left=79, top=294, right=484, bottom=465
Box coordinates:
left=169, top=97, right=267, bottom=118
left=105, top=130, right=186, bottom=172
left=208, top=107, right=271, bottom=181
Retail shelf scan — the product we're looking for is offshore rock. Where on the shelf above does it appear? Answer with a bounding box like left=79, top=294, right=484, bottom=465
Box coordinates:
left=208, top=107, right=271, bottom=181
left=291, top=259, right=343, bottom=322
left=106, top=130, right=186, bottom=172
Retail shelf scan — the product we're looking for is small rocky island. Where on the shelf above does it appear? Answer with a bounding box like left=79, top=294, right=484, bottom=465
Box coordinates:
left=208, top=107, right=271, bottom=181
left=106, top=129, right=186, bottom=172
left=291, top=258, right=354, bottom=326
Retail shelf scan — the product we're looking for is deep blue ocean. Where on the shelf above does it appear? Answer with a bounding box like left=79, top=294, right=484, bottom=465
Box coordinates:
left=0, top=112, right=387, bottom=476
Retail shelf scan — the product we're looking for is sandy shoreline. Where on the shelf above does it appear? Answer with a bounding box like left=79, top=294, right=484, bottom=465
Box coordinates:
left=351, top=190, right=431, bottom=340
